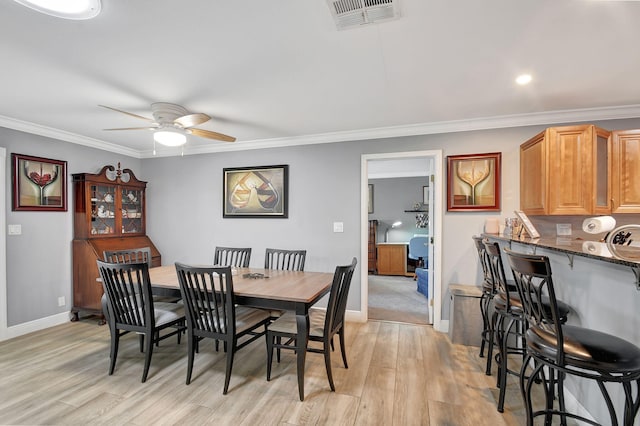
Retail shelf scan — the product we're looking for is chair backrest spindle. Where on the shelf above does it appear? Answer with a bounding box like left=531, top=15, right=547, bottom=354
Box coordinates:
left=214, top=247, right=252, bottom=268
left=264, top=248, right=307, bottom=271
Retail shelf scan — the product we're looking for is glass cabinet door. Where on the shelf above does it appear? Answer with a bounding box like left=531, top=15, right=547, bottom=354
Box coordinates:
left=91, top=184, right=116, bottom=235
left=121, top=187, right=144, bottom=234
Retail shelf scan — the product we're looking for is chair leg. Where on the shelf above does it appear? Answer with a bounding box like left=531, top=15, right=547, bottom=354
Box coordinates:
left=323, top=339, right=335, bottom=392
left=338, top=328, right=348, bottom=368
left=485, top=311, right=497, bottom=376
left=108, top=329, right=120, bottom=375
left=479, top=295, right=487, bottom=358
left=186, top=332, right=196, bottom=385
left=139, top=334, right=144, bottom=353
left=521, top=354, right=540, bottom=426
left=497, top=316, right=515, bottom=413
left=141, top=332, right=154, bottom=383
left=222, top=340, right=236, bottom=395
left=266, top=333, right=274, bottom=381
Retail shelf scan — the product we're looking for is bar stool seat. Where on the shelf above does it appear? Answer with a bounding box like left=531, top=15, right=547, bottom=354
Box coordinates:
left=493, top=293, right=571, bottom=324
left=528, top=325, right=640, bottom=373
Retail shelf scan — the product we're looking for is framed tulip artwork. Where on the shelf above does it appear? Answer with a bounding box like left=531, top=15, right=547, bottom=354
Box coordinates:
left=223, top=165, right=288, bottom=218
left=12, top=153, right=67, bottom=211
left=447, top=152, right=501, bottom=212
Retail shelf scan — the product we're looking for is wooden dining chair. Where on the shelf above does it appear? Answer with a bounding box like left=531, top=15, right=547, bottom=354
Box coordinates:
left=104, top=247, right=152, bottom=266
left=264, top=248, right=307, bottom=271
left=175, top=263, right=271, bottom=394
left=266, top=257, right=357, bottom=397
left=104, top=247, right=180, bottom=305
left=96, top=260, right=186, bottom=383
left=214, top=246, right=252, bottom=268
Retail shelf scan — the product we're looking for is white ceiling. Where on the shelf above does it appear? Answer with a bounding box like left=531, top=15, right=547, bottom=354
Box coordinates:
left=1, top=0, right=640, bottom=158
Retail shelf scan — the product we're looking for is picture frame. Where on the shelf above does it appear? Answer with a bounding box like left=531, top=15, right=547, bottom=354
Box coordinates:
left=223, top=165, right=288, bottom=218
left=514, top=210, right=541, bottom=239
left=12, top=153, right=67, bottom=211
left=368, top=184, right=374, bottom=214
left=447, top=152, right=501, bottom=212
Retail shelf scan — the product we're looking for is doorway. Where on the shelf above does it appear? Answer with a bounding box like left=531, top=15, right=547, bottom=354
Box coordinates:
left=360, top=150, right=443, bottom=331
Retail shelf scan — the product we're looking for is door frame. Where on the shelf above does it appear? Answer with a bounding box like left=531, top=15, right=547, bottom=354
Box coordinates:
left=0, top=147, right=7, bottom=339
left=361, top=149, right=444, bottom=332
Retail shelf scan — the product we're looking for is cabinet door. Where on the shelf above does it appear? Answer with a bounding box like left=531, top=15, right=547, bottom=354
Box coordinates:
left=91, top=184, right=117, bottom=236
left=377, top=244, right=406, bottom=276
left=547, top=126, right=593, bottom=215
left=612, top=130, right=640, bottom=213
left=120, top=186, right=145, bottom=234
left=520, top=131, right=547, bottom=214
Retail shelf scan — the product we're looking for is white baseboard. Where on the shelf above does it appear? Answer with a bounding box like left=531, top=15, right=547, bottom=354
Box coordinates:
left=437, top=319, right=449, bottom=333
left=0, top=311, right=70, bottom=342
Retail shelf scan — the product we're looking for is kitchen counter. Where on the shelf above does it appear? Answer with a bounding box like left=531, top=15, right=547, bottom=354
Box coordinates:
left=483, top=233, right=640, bottom=288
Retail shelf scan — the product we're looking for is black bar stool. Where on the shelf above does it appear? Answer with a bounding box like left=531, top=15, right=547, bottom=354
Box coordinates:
left=505, top=249, right=640, bottom=425
left=472, top=236, right=494, bottom=361
left=484, top=240, right=571, bottom=413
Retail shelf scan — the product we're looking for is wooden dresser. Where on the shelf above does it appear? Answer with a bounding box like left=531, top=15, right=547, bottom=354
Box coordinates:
left=376, top=243, right=408, bottom=276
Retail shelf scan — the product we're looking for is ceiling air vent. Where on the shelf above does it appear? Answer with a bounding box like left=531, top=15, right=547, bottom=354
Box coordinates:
left=327, top=0, right=399, bottom=30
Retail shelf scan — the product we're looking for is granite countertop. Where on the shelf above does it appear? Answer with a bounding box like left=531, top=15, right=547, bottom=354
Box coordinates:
left=482, top=233, right=640, bottom=268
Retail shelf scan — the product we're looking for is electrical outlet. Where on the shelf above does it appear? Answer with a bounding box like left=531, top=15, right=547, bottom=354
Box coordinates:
left=58, top=296, right=65, bottom=307
left=8, top=224, right=22, bottom=235
left=333, top=222, right=344, bottom=233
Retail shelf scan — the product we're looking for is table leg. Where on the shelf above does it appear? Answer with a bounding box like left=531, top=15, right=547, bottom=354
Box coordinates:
left=296, top=312, right=309, bottom=401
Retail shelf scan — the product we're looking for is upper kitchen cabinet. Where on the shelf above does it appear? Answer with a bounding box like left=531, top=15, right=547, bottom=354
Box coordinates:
left=520, top=125, right=611, bottom=215
left=611, top=129, right=640, bottom=213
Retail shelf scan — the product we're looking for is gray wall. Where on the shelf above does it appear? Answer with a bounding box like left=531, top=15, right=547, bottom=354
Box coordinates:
left=5, top=116, right=640, bottom=329
left=2, top=127, right=140, bottom=326
left=369, top=176, right=429, bottom=243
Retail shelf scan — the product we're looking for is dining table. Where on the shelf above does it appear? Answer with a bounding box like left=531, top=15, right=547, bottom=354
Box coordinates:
left=148, top=265, right=334, bottom=401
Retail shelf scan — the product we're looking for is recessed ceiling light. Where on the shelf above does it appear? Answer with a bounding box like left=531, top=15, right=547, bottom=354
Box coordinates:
left=13, top=0, right=101, bottom=20
left=516, top=74, right=533, bottom=85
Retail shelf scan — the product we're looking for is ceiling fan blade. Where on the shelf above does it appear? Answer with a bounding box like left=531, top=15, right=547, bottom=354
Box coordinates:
left=99, top=105, right=154, bottom=122
left=189, top=128, right=236, bottom=142
left=174, top=113, right=210, bottom=128
left=103, top=127, right=155, bottom=131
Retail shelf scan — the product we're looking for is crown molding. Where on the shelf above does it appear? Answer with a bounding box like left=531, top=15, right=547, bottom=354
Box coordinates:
left=0, top=115, right=141, bottom=158
left=3, top=104, right=640, bottom=159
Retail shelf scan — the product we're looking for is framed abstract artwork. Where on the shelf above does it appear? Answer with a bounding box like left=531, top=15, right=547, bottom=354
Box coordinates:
left=223, top=165, right=288, bottom=218
left=447, top=152, right=501, bottom=212
left=12, top=153, right=67, bottom=211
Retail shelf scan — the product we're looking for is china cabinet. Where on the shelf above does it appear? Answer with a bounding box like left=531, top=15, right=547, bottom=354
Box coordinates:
left=520, top=124, right=611, bottom=215
left=71, top=164, right=161, bottom=321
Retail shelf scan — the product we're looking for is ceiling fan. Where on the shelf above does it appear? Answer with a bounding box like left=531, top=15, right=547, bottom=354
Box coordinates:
left=99, top=102, right=236, bottom=148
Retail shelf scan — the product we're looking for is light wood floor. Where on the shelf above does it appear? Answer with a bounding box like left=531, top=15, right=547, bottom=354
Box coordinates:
left=0, top=318, right=533, bottom=425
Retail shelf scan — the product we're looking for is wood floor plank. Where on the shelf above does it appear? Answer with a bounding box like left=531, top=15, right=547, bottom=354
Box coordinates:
left=0, top=318, right=537, bottom=425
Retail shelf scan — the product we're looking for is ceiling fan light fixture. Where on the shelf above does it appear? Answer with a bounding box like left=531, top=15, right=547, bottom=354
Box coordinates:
left=14, top=0, right=101, bottom=20
left=154, top=129, right=187, bottom=147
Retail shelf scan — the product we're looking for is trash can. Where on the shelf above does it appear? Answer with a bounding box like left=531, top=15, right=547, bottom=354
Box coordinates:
left=448, top=284, right=483, bottom=346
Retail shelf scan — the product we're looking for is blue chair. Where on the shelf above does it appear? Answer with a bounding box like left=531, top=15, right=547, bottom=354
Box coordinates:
left=409, top=236, right=429, bottom=269
left=409, top=236, right=429, bottom=281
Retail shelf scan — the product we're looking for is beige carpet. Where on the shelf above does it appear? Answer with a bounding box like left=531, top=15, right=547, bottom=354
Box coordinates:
left=368, top=274, right=429, bottom=325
